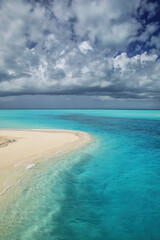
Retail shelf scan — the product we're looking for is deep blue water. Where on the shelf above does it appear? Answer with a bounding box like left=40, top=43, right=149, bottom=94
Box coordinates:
left=0, top=109, right=160, bottom=240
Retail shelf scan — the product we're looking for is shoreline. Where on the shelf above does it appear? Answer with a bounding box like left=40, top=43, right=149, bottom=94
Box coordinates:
left=0, top=129, right=91, bottom=195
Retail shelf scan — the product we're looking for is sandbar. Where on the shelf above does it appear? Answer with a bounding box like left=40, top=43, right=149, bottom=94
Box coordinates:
left=0, top=129, right=91, bottom=194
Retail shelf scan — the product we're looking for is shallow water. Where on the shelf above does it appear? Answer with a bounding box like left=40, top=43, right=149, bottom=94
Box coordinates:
left=0, top=109, right=160, bottom=240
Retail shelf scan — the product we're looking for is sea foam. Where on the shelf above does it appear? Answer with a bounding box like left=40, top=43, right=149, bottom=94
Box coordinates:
left=26, top=164, right=35, bottom=170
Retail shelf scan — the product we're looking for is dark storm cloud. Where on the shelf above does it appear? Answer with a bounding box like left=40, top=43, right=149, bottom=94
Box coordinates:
left=0, top=0, right=160, bottom=107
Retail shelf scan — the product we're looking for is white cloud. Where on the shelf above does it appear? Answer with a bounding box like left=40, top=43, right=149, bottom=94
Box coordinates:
left=98, top=96, right=113, bottom=100
left=73, top=0, right=141, bottom=49
left=112, top=52, right=158, bottom=71
left=78, top=41, right=93, bottom=54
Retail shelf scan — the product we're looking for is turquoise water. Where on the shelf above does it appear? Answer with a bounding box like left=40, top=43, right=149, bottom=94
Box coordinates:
left=0, top=109, right=160, bottom=240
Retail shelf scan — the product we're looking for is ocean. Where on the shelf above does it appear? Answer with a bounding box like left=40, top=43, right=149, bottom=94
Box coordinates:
left=0, top=109, right=160, bottom=240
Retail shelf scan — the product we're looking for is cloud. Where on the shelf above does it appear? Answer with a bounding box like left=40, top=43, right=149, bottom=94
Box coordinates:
left=112, top=52, right=158, bottom=71
left=0, top=0, right=159, bottom=108
left=108, top=52, right=160, bottom=100
left=78, top=41, right=93, bottom=54
left=72, top=0, right=143, bottom=50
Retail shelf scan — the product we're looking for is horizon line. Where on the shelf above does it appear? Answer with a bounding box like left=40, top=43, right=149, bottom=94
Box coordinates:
left=0, top=108, right=160, bottom=110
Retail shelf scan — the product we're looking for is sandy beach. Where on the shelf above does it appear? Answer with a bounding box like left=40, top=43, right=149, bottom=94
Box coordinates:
left=0, top=129, right=91, bottom=195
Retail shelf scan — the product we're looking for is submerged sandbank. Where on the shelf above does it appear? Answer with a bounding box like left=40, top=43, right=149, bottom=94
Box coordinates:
left=0, top=129, right=91, bottom=195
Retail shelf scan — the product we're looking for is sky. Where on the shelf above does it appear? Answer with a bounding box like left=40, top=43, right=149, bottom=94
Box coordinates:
left=0, top=0, right=160, bottom=109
